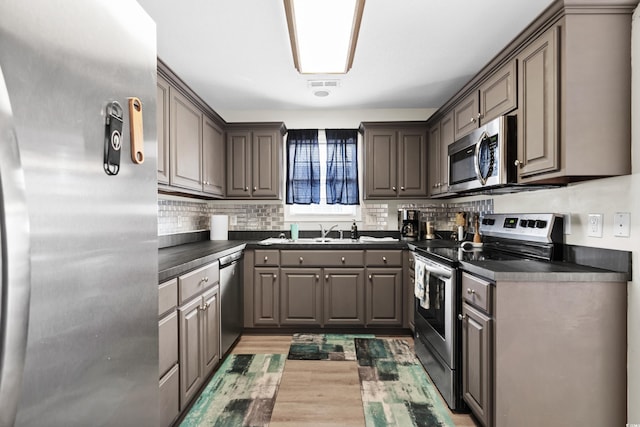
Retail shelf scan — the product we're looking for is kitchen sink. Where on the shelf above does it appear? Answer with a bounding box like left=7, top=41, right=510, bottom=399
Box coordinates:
left=258, top=236, right=398, bottom=245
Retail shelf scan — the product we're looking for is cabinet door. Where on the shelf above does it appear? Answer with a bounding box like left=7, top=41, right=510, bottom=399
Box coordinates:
left=253, top=267, right=279, bottom=325
left=462, top=303, right=492, bottom=427
left=479, top=60, right=517, bottom=123
left=178, top=296, right=203, bottom=410
left=365, top=129, right=398, bottom=198
left=170, top=87, right=202, bottom=191
left=365, top=268, right=403, bottom=326
left=202, top=286, right=220, bottom=377
left=280, top=268, right=322, bottom=326
left=159, top=311, right=178, bottom=379
left=516, top=26, right=559, bottom=179
left=428, top=122, right=441, bottom=196
left=454, top=93, right=480, bottom=139
left=157, top=76, right=170, bottom=184
left=439, top=111, right=454, bottom=193
left=398, top=128, right=428, bottom=198
left=226, top=131, right=252, bottom=197
left=202, top=117, right=225, bottom=197
left=323, top=268, right=365, bottom=325
left=252, top=130, right=280, bottom=198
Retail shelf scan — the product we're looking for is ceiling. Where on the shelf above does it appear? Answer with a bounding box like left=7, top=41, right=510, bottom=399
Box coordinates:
left=136, top=0, right=555, bottom=113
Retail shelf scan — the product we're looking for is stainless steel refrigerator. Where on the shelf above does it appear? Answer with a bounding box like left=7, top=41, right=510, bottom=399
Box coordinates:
left=0, top=1, right=159, bottom=425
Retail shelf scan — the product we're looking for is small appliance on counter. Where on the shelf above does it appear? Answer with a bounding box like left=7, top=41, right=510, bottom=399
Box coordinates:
left=399, top=209, right=420, bottom=241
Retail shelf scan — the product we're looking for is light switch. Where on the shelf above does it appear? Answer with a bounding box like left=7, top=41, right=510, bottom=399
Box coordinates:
left=613, top=212, right=630, bottom=237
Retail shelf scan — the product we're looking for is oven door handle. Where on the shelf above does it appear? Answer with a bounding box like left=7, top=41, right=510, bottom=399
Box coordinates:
left=423, top=265, right=452, bottom=279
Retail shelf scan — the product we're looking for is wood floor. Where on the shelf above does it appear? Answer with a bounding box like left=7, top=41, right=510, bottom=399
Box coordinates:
left=231, top=334, right=479, bottom=427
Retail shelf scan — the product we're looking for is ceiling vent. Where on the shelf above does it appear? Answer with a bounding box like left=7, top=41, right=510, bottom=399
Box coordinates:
left=307, top=80, right=341, bottom=89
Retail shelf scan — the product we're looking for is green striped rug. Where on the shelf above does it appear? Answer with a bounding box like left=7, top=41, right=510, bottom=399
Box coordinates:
left=180, top=353, right=285, bottom=427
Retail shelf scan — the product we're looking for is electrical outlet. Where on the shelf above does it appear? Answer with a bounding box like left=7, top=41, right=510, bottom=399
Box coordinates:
left=613, top=212, right=630, bottom=237
left=587, top=214, right=603, bottom=238
left=561, top=212, right=571, bottom=235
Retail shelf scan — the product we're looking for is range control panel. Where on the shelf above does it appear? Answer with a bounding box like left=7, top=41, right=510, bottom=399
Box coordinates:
left=479, top=213, right=564, bottom=243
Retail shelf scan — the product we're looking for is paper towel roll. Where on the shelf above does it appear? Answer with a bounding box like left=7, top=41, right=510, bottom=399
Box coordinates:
left=210, top=215, right=228, bottom=240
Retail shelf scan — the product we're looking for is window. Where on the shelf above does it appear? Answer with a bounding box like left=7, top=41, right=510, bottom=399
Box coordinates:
left=286, top=129, right=360, bottom=220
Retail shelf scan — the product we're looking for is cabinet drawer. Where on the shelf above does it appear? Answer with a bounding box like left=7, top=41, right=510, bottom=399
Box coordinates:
left=365, top=250, right=402, bottom=266
left=159, top=311, right=178, bottom=379
left=158, top=278, right=178, bottom=316
left=178, top=262, right=219, bottom=304
left=159, top=364, right=180, bottom=427
left=281, top=250, right=364, bottom=267
left=254, top=249, right=280, bottom=266
left=462, top=272, right=492, bottom=313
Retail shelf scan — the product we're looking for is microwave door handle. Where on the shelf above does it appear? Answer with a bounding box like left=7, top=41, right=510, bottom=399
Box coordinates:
left=0, top=65, right=32, bottom=427
left=474, top=131, right=489, bottom=185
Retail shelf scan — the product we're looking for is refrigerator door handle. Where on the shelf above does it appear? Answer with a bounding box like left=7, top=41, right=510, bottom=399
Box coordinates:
left=0, top=65, right=32, bottom=426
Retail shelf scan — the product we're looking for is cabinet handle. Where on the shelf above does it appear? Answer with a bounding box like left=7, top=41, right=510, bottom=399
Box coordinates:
left=514, top=159, right=523, bottom=167
left=477, top=113, right=483, bottom=120
left=253, top=186, right=257, bottom=191
left=205, top=276, right=209, bottom=282
left=458, top=313, right=467, bottom=320
left=368, top=274, right=372, bottom=280
left=244, top=186, right=249, bottom=191
left=315, top=274, right=319, bottom=280
left=382, top=256, right=387, bottom=263
left=325, top=274, right=329, bottom=280
left=467, top=288, right=475, bottom=295
left=264, top=256, right=268, bottom=262
left=273, top=274, right=277, bottom=279
left=392, top=186, right=397, bottom=191
left=299, top=257, right=304, bottom=263
left=470, top=117, right=476, bottom=123
left=400, top=186, right=405, bottom=191
left=341, top=256, right=345, bottom=263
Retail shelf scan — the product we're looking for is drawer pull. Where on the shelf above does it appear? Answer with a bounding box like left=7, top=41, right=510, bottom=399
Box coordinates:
left=315, top=274, right=320, bottom=280
left=273, top=274, right=277, bottom=279
left=458, top=314, right=467, bottom=320
left=325, top=274, right=329, bottom=280
left=264, top=256, right=268, bottom=262
left=368, top=274, right=372, bottom=280
left=467, top=288, right=475, bottom=295
left=299, top=257, right=304, bottom=263
left=382, top=256, right=387, bottom=263
left=341, top=256, right=345, bottom=263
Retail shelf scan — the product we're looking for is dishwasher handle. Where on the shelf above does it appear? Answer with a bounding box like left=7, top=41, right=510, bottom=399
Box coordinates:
left=219, top=251, right=243, bottom=268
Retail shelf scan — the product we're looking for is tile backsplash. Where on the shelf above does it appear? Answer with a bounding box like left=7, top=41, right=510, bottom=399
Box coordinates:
left=158, top=197, right=493, bottom=236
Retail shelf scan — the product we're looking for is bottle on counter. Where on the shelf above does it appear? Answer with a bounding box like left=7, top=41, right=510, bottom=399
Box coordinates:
left=350, top=219, right=358, bottom=240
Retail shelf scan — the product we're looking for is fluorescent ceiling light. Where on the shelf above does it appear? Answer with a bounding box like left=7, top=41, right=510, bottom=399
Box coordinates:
left=284, top=0, right=365, bottom=74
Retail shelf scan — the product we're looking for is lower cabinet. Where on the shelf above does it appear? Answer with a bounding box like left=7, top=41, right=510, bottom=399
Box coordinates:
left=178, top=285, right=220, bottom=410
left=461, top=302, right=492, bottom=427
left=158, top=278, right=179, bottom=427
left=247, top=249, right=402, bottom=328
left=253, top=267, right=279, bottom=325
left=366, top=268, right=403, bottom=325
left=279, top=267, right=366, bottom=326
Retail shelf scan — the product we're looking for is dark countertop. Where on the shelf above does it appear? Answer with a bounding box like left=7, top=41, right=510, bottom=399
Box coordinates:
left=459, top=259, right=628, bottom=282
left=159, top=240, right=248, bottom=282
left=159, top=237, right=629, bottom=284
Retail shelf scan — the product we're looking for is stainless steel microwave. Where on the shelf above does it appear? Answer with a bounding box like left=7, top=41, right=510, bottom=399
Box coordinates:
left=447, top=115, right=516, bottom=193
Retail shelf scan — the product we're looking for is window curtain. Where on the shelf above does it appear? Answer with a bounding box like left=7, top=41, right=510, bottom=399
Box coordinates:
left=286, top=129, right=320, bottom=204
left=326, top=129, right=359, bottom=205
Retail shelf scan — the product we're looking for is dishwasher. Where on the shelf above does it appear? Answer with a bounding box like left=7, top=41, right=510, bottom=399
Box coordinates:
left=219, top=251, right=243, bottom=356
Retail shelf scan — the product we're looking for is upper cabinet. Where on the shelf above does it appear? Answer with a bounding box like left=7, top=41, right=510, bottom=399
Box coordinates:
left=361, top=122, right=428, bottom=199
left=157, top=76, right=170, bottom=185
left=428, top=110, right=454, bottom=197
left=157, top=63, right=227, bottom=199
left=453, top=60, right=517, bottom=140
left=428, top=0, right=634, bottom=187
left=226, top=124, right=284, bottom=199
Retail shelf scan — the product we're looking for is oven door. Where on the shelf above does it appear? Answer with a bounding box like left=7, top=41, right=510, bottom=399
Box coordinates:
left=414, top=255, right=456, bottom=367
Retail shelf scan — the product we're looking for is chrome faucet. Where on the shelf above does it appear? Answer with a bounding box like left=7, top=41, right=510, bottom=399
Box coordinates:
left=320, top=224, right=339, bottom=239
